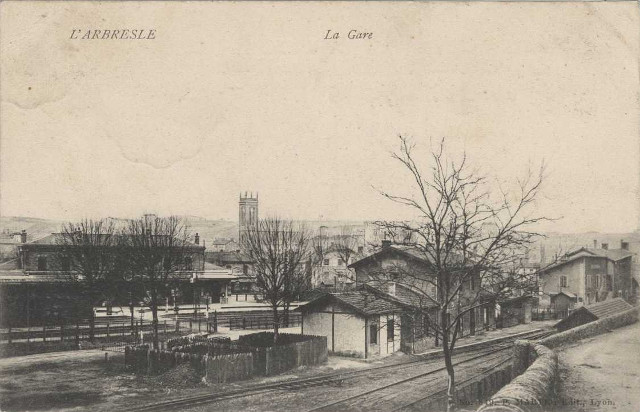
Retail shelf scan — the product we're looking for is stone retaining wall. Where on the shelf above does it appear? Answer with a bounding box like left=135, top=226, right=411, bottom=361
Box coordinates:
left=476, top=343, right=558, bottom=412
left=476, top=306, right=639, bottom=412
left=538, top=306, right=638, bottom=349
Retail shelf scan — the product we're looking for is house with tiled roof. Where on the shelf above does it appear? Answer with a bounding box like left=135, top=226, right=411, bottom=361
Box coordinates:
left=297, top=284, right=439, bottom=358
left=348, top=242, right=496, bottom=336
left=300, top=243, right=497, bottom=358
left=539, top=242, right=635, bottom=309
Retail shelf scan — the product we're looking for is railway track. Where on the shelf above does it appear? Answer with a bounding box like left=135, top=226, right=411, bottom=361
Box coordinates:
left=306, top=330, right=554, bottom=412
left=124, top=329, right=554, bottom=412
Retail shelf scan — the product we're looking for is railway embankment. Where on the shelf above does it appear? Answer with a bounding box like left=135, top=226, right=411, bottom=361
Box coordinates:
left=476, top=306, right=639, bottom=412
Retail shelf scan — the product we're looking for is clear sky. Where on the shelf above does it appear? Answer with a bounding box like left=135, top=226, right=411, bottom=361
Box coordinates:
left=1, top=2, right=638, bottom=233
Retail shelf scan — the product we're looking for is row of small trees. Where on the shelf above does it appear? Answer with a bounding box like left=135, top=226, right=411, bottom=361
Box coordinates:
left=55, top=215, right=196, bottom=350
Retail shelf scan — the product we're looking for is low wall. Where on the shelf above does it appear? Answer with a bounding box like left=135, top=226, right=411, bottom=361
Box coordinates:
left=476, top=306, right=639, bottom=412
left=476, top=344, right=558, bottom=412
left=205, top=352, right=254, bottom=384
left=538, top=306, right=638, bottom=349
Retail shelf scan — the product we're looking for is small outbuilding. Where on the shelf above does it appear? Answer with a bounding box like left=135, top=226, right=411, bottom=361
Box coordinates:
left=297, top=284, right=440, bottom=358
left=553, top=297, right=633, bottom=332
left=498, top=295, right=535, bottom=328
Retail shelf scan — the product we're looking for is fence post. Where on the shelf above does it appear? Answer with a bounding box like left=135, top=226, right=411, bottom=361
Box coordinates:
left=27, top=325, right=30, bottom=343
left=75, top=322, right=79, bottom=346
left=214, top=311, right=218, bottom=333
left=190, top=319, right=193, bottom=332
left=164, top=320, right=167, bottom=336
left=43, top=325, right=46, bottom=342
left=198, top=318, right=201, bottom=332
left=7, top=326, right=11, bottom=344
left=243, top=317, right=246, bottom=329
left=60, top=324, right=64, bottom=342
left=107, top=323, right=110, bottom=340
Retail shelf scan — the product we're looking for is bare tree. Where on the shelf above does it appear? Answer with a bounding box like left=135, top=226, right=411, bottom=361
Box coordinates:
left=124, top=215, right=195, bottom=349
left=241, top=217, right=312, bottom=343
left=332, top=226, right=360, bottom=283
left=373, top=136, right=549, bottom=411
left=56, top=219, right=120, bottom=342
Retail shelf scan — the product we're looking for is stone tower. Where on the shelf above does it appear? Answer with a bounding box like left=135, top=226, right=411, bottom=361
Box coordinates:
left=239, top=191, right=259, bottom=246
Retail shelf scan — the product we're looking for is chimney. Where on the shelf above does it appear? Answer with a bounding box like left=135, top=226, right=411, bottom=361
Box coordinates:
left=388, top=282, right=396, bottom=296
left=381, top=239, right=392, bottom=248
left=601, top=243, right=608, bottom=250
left=621, top=240, right=629, bottom=250
left=593, top=239, right=597, bottom=248
left=20, top=230, right=27, bottom=243
left=194, top=233, right=200, bottom=245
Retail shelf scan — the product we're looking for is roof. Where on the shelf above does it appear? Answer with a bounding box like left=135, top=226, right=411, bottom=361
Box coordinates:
left=550, top=290, right=577, bottom=299
left=540, top=247, right=623, bottom=273
left=348, top=245, right=431, bottom=270
left=23, top=233, right=204, bottom=248
left=567, top=247, right=634, bottom=261
left=205, top=251, right=254, bottom=264
left=0, top=259, right=20, bottom=270
left=581, top=297, right=633, bottom=319
left=298, top=289, right=406, bottom=316
left=554, top=297, right=634, bottom=330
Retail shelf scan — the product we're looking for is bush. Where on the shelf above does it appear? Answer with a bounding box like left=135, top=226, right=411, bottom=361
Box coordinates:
left=166, top=334, right=230, bottom=350
left=237, top=332, right=316, bottom=347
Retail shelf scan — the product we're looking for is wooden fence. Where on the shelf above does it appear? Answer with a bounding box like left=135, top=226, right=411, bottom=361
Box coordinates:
left=208, top=311, right=302, bottom=331
left=205, top=353, right=254, bottom=384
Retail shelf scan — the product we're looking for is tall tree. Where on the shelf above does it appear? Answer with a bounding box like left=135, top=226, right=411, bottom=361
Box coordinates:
left=125, top=215, right=195, bottom=350
left=56, top=219, right=120, bottom=342
left=374, top=136, right=548, bottom=411
left=241, top=217, right=312, bottom=343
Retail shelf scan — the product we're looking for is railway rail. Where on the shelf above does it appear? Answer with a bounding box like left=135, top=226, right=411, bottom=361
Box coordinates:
left=123, top=329, right=554, bottom=412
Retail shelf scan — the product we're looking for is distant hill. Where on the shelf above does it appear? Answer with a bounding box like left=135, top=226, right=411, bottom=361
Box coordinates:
left=2, top=216, right=638, bottom=263
left=0, top=216, right=63, bottom=242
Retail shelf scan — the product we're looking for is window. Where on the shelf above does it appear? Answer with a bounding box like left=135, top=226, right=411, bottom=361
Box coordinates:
left=370, top=323, right=378, bottom=344
left=387, top=318, right=395, bottom=342
left=594, top=275, right=600, bottom=289
left=323, top=259, right=330, bottom=266
left=560, top=276, right=568, bottom=287
left=358, top=246, right=364, bottom=254
left=243, top=264, right=248, bottom=275
left=37, top=256, right=47, bottom=271
left=185, top=257, right=193, bottom=271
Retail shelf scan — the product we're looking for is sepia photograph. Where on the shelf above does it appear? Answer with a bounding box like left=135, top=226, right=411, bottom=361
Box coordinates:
left=0, top=1, right=638, bottom=411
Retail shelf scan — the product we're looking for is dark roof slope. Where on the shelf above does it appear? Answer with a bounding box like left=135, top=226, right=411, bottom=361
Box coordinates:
left=544, top=247, right=635, bottom=273
left=553, top=297, right=633, bottom=330
left=348, top=245, right=431, bottom=269
left=582, top=297, right=633, bottom=319
left=298, top=289, right=406, bottom=316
